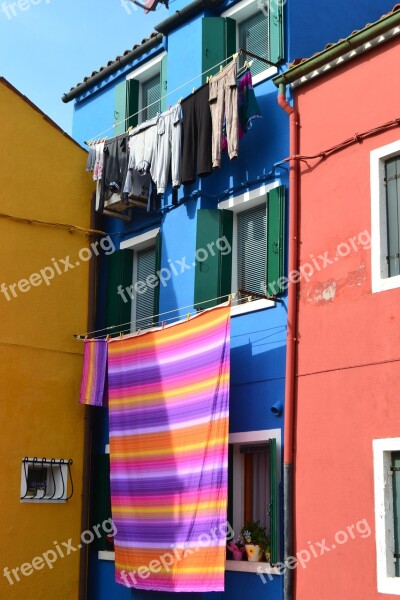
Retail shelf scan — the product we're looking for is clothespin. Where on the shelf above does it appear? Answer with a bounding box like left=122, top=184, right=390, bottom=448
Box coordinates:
left=162, top=321, right=165, bottom=329
left=106, top=335, right=110, bottom=342
left=85, top=334, right=88, bottom=340
left=119, top=331, right=123, bottom=340
left=247, top=295, right=253, bottom=303
left=220, top=65, right=223, bottom=72
left=233, top=52, right=239, bottom=62
left=192, top=87, right=196, bottom=93
left=187, top=313, right=191, bottom=321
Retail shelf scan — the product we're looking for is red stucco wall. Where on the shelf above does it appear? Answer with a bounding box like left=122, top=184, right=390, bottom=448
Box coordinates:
left=294, top=36, right=400, bottom=599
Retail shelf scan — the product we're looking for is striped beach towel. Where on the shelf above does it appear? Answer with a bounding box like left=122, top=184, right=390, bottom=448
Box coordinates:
left=108, top=305, right=230, bottom=592
left=79, top=339, right=108, bottom=407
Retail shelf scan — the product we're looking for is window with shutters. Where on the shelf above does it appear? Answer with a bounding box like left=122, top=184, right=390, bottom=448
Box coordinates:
left=237, top=204, right=267, bottom=297
left=141, top=74, right=161, bottom=122
left=373, top=438, right=400, bottom=594
left=370, top=141, right=400, bottom=293
left=119, top=228, right=161, bottom=332
left=221, top=0, right=284, bottom=85
left=226, top=430, right=280, bottom=572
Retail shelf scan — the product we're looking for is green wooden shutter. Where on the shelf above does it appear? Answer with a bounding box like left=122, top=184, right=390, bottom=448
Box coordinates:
left=392, top=452, right=400, bottom=576
left=269, top=437, right=279, bottom=564
left=93, top=454, right=112, bottom=551
left=269, top=0, right=285, bottom=63
left=266, top=185, right=286, bottom=295
left=153, top=232, right=162, bottom=324
left=194, top=209, right=233, bottom=310
left=126, top=78, right=139, bottom=129
left=202, top=17, right=236, bottom=84
left=160, top=54, right=168, bottom=112
left=114, top=80, right=127, bottom=135
left=106, top=249, right=133, bottom=334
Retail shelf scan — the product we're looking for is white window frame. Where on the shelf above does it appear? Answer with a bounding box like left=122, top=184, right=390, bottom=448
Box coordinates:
left=222, top=0, right=277, bottom=85
left=126, top=52, right=166, bottom=123
left=98, top=444, right=115, bottom=561
left=226, top=428, right=281, bottom=574
left=370, top=140, right=400, bottom=293
left=20, top=459, right=70, bottom=503
left=373, top=437, right=400, bottom=595
left=219, top=182, right=279, bottom=316
left=120, top=228, right=160, bottom=331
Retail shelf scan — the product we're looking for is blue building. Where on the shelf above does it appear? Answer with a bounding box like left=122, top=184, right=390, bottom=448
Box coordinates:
left=63, top=1, right=395, bottom=598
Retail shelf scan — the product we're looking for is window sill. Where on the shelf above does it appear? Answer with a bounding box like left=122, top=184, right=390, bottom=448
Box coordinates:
left=226, top=560, right=280, bottom=574
left=231, top=298, right=275, bottom=317
left=98, top=551, right=115, bottom=561
left=372, top=273, right=400, bottom=293
left=252, top=66, right=278, bottom=86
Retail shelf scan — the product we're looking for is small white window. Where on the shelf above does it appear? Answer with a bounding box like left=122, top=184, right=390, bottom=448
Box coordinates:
left=222, top=0, right=277, bottom=85
left=20, top=458, right=72, bottom=503
left=373, top=438, right=400, bottom=594
left=370, top=140, right=400, bottom=293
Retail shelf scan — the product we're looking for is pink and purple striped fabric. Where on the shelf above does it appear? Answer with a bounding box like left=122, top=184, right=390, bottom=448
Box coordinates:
left=108, top=305, right=230, bottom=592
left=79, top=339, right=107, bottom=407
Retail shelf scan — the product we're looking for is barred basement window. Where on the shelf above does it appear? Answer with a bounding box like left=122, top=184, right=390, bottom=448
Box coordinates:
left=20, top=457, right=73, bottom=502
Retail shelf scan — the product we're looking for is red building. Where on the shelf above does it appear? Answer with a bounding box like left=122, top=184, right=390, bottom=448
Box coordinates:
left=274, top=6, right=400, bottom=600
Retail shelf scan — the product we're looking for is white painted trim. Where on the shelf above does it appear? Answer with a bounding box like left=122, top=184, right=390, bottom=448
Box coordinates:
left=252, top=66, right=278, bottom=86
left=370, top=140, right=400, bottom=293
left=98, top=551, right=115, bottom=561
left=120, top=228, right=160, bottom=251
left=222, top=0, right=256, bottom=19
left=219, top=181, right=279, bottom=212
left=105, top=444, right=110, bottom=454
left=231, top=298, right=275, bottom=316
left=226, top=559, right=281, bottom=574
left=291, top=27, right=400, bottom=89
left=373, top=437, right=400, bottom=594
left=126, top=52, right=166, bottom=82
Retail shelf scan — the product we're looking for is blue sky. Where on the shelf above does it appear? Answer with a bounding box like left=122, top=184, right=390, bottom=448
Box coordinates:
left=0, top=0, right=168, bottom=133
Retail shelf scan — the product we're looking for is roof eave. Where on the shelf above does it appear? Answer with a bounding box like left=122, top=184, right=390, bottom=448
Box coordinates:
left=273, top=8, right=400, bottom=87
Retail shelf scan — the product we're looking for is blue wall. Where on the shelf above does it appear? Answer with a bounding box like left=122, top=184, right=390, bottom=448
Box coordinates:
left=71, top=1, right=395, bottom=599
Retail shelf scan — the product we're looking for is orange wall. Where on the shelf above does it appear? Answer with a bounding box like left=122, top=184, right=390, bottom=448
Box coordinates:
left=0, top=80, right=94, bottom=600
left=294, top=38, right=400, bottom=600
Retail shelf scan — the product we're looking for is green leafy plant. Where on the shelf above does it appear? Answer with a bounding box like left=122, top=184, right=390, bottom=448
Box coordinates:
left=240, top=521, right=268, bottom=547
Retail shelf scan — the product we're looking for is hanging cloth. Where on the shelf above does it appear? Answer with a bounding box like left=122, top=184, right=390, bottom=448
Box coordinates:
left=79, top=339, right=108, bottom=407
left=108, top=304, right=231, bottom=592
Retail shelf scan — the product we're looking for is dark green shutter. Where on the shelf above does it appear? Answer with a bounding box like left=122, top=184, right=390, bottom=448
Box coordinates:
left=266, top=185, right=286, bottom=295
left=93, top=454, right=112, bottom=551
left=160, top=54, right=168, bottom=112
left=392, top=452, right=400, bottom=576
left=269, top=0, right=285, bottom=63
left=202, top=17, right=236, bottom=84
left=153, top=232, right=162, bottom=324
left=385, top=157, right=400, bottom=278
left=126, top=79, right=139, bottom=129
left=106, top=249, right=133, bottom=334
left=269, top=438, right=279, bottom=564
left=114, top=81, right=127, bottom=135
left=194, top=209, right=233, bottom=310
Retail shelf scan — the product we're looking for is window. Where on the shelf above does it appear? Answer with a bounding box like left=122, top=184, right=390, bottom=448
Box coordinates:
left=95, top=447, right=114, bottom=558
left=113, top=52, right=167, bottom=135
left=194, top=183, right=286, bottom=315
left=227, top=430, right=280, bottom=572
left=118, top=228, right=161, bottom=332
left=20, top=458, right=72, bottom=503
left=219, top=0, right=284, bottom=85
left=370, top=141, right=400, bottom=293
left=373, top=438, right=400, bottom=594
left=141, top=74, right=161, bottom=121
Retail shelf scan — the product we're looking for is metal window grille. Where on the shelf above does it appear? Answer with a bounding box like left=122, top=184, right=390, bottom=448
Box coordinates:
left=237, top=204, right=266, bottom=295
left=385, top=156, right=400, bottom=278
left=142, top=74, right=161, bottom=122
left=135, top=246, right=156, bottom=330
left=238, top=10, right=270, bottom=77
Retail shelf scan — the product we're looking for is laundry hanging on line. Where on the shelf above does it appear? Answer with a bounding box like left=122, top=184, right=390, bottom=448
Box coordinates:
left=79, top=339, right=108, bottom=407
left=85, top=56, right=262, bottom=212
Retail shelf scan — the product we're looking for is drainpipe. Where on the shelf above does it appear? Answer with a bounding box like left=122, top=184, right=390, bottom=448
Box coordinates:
left=277, top=83, right=299, bottom=600
left=79, top=191, right=97, bottom=600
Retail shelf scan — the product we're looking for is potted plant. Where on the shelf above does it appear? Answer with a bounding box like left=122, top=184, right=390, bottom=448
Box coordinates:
left=241, top=521, right=268, bottom=562
left=227, top=535, right=246, bottom=561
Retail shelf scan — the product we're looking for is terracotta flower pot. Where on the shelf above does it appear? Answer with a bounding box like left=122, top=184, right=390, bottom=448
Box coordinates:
left=245, top=544, right=263, bottom=562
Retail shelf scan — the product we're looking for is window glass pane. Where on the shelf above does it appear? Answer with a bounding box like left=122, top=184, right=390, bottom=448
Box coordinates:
left=385, top=156, right=400, bottom=277
left=142, top=74, right=161, bottom=122
left=135, top=246, right=156, bottom=329
left=392, top=451, right=400, bottom=576
left=239, top=11, right=269, bottom=77
left=237, top=204, right=266, bottom=295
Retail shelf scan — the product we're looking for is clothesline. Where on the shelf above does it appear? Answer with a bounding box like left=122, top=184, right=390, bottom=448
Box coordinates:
left=85, top=48, right=275, bottom=145
left=74, top=289, right=275, bottom=339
